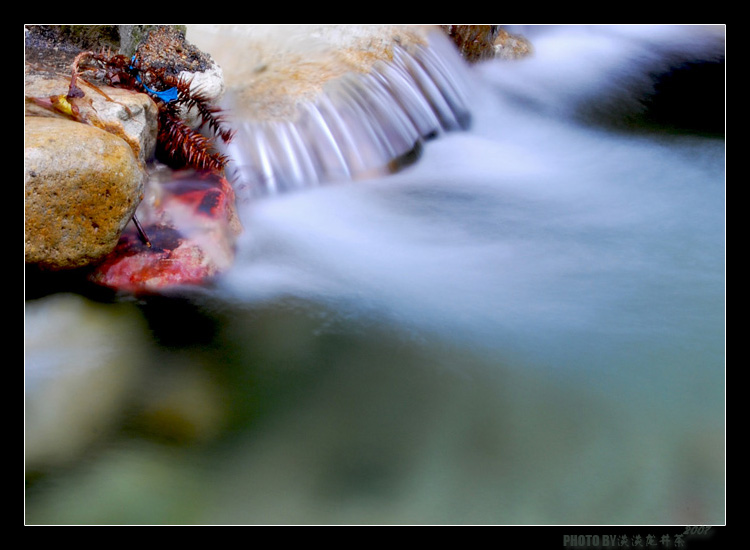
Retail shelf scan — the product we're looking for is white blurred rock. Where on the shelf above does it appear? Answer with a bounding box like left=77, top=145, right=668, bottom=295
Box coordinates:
left=25, top=294, right=149, bottom=471
left=179, top=61, right=226, bottom=130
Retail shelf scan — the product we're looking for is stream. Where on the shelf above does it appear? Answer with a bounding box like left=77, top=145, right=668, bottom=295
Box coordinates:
left=25, top=25, right=725, bottom=525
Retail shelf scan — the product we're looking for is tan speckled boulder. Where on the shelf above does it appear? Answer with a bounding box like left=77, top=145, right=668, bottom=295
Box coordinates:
left=25, top=116, right=146, bottom=270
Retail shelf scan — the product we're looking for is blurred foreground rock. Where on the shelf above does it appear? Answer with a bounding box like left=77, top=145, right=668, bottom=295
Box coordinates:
left=25, top=294, right=149, bottom=471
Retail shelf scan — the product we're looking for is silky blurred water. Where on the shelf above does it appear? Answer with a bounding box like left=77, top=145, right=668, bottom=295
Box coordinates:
left=25, top=25, right=725, bottom=525
left=219, top=24, right=725, bottom=418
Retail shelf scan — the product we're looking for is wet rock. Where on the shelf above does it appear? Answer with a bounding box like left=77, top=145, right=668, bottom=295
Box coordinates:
left=25, top=117, right=146, bottom=270
left=89, top=171, right=241, bottom=293
left=441, top=25, right=501, bottom=62
left=492, top=28, right=533, bottom=60
left=441, top=25, right=532, bottom=62
left=25, top=293, right=149, bottom=472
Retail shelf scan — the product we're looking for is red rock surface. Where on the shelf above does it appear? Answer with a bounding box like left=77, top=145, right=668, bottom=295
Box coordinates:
left=89, top=171, right=242, bottom=293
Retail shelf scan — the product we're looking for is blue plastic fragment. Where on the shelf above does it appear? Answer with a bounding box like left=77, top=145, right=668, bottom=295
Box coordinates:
left=130, top=56, right=180, bottom=103
left=146, top=85, right=180, bottom=103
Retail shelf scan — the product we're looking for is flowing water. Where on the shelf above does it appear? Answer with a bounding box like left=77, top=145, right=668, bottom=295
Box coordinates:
left=25, top=25, right=725, bottom=525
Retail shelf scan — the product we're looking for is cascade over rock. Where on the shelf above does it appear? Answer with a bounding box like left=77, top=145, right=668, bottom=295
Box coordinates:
left=187, top=25, right=474, bottom=198
left=25, top=24, right=486, bottom=289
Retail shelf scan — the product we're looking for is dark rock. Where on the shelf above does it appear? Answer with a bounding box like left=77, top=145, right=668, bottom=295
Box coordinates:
left=441, top=25, right=501, bottom=62
left=136, top=26, right=212, bottom=77
left=441, top=25, right=532, bottom=62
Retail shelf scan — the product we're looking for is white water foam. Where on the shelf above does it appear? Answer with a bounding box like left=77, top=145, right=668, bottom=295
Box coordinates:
left=217, top=26, right=724, bottom=375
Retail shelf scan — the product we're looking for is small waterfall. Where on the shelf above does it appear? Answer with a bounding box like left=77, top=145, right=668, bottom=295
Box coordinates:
left=216, top=24, right=725, bottom=370
left=25, top=25, right=725, bottom=526
left=214, top=29, right=472, bottom=199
